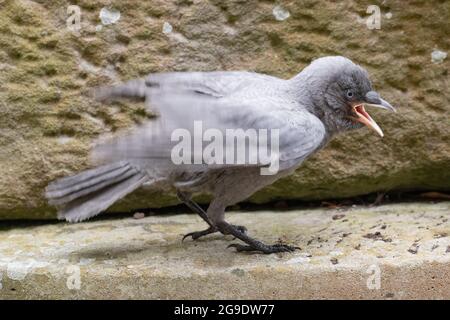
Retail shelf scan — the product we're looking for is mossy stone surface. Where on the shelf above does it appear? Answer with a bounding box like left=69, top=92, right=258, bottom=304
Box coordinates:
left=0, top=202, right=449, bottom=299
left=0, top=0, right=449, bottom=219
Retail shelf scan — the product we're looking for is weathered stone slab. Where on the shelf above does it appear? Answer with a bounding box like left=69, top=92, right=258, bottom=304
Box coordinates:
left=0, top=202, right=449, bottom=299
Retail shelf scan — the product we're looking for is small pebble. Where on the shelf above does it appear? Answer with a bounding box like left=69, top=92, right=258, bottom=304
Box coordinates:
left=431, top=50, right=447, bottom=64
left=272, top=5, right=290, bottom=21
left=99, top=8, right=121, bottom=25
left=408, top=243, right=419, bottom=254
left=162, top=22, right=173, bottom=35
left=133, top=212, right=145, bottom=219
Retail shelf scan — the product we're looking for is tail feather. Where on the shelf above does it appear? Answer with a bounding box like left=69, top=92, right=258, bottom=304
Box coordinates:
left=46, top=161, right=129, bottom=193
left=45, top=162, right=148, bottom=222
left=47, top=166, right=139, bottom=206
left=58, top=172, right=148, bottom=222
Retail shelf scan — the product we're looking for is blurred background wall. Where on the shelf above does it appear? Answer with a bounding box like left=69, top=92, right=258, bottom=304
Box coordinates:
left=0, top=0, right=448, bottom=219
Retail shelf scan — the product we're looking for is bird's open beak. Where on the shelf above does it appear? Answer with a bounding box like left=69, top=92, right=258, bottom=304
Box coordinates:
left=350, top=91, right=396, bottom=137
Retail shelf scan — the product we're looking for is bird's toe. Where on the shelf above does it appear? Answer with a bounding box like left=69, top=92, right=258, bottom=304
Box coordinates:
left=227, top=242, right=300, bottom=254
left=182, top=227, right=217, bottom=242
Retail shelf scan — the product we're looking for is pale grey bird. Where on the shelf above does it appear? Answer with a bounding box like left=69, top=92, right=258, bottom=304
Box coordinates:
left=45, top=56, right=395, bottom=254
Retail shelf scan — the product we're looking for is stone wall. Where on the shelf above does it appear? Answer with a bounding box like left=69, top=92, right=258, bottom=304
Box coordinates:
left=0, top=0, right=448, bottom=219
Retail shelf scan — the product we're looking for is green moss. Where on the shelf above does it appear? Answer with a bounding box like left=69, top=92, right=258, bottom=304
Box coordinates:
left=134, top=28, right=154, bottom=40
left=37, top=89, right=62, bottom=103
left=37, top=36, right=60, bottom=49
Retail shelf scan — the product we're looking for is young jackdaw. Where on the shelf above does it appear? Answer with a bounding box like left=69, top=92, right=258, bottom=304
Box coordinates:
left=46, top=56, right=395, bottom=254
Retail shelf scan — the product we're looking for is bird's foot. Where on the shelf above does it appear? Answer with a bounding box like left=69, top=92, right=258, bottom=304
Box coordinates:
left=227, top=243, right=300, bottom=254
left=182, top=224, right=247, bottom=241
left=217, top=221, right=299, bottom=254
left=182, top=226, right=217, bottom=241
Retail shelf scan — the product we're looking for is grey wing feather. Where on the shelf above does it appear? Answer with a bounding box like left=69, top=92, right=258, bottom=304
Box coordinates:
left=146, top=72, right=255, bottom=97
left=94, top=71, right=270, bottom=102
left=92, top=72, right=326, bottom=173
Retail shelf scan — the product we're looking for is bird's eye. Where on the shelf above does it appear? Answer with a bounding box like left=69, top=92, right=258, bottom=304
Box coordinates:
left=346, top=90, right=354, bottom=99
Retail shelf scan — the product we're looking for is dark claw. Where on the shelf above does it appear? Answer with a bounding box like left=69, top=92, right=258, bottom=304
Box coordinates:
left=182, top=227, right=217, bottom=242
left=182, top=232, right=198, bottom=242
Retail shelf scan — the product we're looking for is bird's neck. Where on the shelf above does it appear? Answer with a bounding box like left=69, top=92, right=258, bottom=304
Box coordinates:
left=289, top=73, right=342, bottom=138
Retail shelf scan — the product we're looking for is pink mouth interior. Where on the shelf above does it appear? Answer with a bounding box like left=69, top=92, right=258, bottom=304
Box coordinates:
left=355, top=105, right=371, bottom=121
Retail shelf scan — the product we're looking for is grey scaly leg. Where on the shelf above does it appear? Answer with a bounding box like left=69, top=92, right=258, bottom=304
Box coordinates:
left=177, top=191, right=247, bottom=241
left=177, top=191, right=214, bottom=228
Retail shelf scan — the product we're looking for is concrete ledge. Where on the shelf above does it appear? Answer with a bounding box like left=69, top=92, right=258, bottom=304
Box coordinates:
left=0, top=202, right=449, bottom=299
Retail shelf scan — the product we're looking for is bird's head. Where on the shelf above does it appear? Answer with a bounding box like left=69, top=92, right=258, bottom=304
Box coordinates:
left=299, top=56, right=396, bottom=137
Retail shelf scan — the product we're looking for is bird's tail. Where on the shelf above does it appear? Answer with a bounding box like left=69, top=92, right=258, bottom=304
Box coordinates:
left=45, top=161, right=148, bottom=222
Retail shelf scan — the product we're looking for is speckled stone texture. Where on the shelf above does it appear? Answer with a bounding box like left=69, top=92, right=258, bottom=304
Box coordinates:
left=0, top=0, right=449, bottom=218
left=0, top=202, right=449, bottom=299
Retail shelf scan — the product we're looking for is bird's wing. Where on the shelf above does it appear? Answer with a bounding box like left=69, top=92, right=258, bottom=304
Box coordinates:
left=92, top=84, right=326, bottom=175
left=94, top=71, right=274, bottom=102
left=223, top=101, right=326, bottom=171
left=145, top=71, right=273, bottom=97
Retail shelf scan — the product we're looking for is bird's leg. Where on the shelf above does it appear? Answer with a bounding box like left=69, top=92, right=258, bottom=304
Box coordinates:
left=216, top=221, right=300, bottom=254
left=177, top=191, right=247, bottom=241
left=177, top=191, right=218, bottom=241
left=177, top=191, right=215, bottom=228
left=182, top=224, right=248, bottom=242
